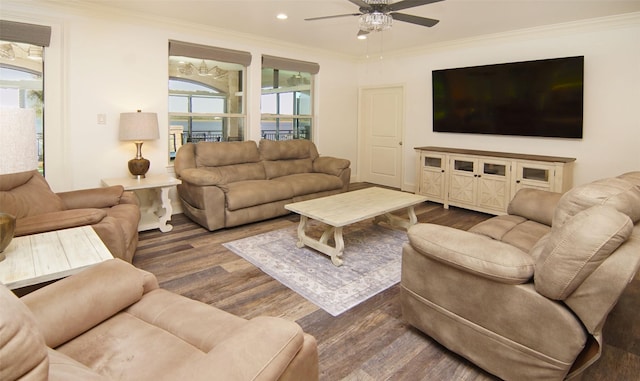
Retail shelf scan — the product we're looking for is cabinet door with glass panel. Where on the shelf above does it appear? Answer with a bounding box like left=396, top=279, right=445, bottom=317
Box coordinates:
left=477, top=159, right=511, bottom=212
left=448, top=156, right=510, bottom=213
left=448, top=156, right=478, bottom=207
left=513, top=162, right=556, bottom=193
left=417, top=151, right=447, bottom=203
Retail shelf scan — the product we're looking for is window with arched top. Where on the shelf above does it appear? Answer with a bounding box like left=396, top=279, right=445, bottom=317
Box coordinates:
left=168, top=40, right=250, bottom=161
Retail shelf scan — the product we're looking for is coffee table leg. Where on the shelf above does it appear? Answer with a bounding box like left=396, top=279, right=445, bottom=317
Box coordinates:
left=295, top=216, right=345, bottom=266
left=295, top=216, right=309, bottom=248
left=373, top=206, right=418, bottom=230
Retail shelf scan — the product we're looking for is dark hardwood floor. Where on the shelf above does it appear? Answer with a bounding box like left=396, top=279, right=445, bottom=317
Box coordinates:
left=133, top=183, right=639, bottom=381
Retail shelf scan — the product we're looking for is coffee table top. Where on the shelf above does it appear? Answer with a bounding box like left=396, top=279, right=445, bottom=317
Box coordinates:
left=0, top=226, right=113, bottom=290
left=285, top=187, right=427, bottom=227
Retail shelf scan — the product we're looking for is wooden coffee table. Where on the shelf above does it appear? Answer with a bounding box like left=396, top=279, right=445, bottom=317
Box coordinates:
left=285, top=187, right=427, bottom=266
left=0, top=226, right=113, bottom=290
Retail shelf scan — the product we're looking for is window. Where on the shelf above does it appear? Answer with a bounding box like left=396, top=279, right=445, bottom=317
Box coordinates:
left=168, top=40, right=251, bottom=161
left=261, top=55, right=318, bottom=141
left=0, top=20, right=51, bottom=174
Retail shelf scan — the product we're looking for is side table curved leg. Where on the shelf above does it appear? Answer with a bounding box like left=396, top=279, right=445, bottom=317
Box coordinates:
left=157, top=186, right=174, bottom=232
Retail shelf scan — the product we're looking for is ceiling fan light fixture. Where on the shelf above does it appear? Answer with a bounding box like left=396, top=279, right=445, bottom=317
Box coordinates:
left=359, top=12, right=392, bottom=32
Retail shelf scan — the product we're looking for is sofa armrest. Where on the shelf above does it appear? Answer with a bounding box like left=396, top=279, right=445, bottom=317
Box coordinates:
left=408, top=223, right=534, bottom=284
left=312, top=156, right=350, bottom=177
left=57, top=185, right=125, bottom=209
left=21, top=259, right=149, bottom=348
left=15, top=209, right=107, bottom=236
left=178, top=167, right=225, bottom=186
left=120, top=190, right=139, bottom=206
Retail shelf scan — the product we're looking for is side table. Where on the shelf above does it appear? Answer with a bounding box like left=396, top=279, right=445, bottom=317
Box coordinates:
left=0, top=226, right=113, bottom=290
left=101, top=174, right=181, bottom=232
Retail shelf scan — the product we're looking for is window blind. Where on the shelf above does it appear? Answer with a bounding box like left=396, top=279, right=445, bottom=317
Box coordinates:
left=169, top=40, right=251, bottom=66
left=262, top=55, right=320, bottom=75
left=0, top=20, right=51, bottom=47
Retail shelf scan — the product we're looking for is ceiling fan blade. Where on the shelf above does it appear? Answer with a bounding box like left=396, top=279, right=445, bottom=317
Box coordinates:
left=390, top=12, right=440, bottom=27
left=388, top=0, right=445, bottom=12
left=348, top=0, right=372, bottom=9
left=305, top=13, right=361, bottom=21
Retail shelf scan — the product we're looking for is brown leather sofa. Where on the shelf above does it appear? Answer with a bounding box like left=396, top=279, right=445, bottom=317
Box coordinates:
left=0, top=258, right=318, bottom=381
left=174, top=139, right=351, bottom=231
left=401, top=171, right=640, bottom=380
left=0, top=170, right=140, bottom=262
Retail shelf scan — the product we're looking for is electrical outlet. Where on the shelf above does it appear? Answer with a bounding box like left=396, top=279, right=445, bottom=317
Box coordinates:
left=97, top=114, right=107, bottom=125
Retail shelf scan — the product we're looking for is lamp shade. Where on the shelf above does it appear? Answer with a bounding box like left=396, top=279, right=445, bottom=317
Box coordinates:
left=119, top=111, right=160, bottom=141
left=0, top=108, right=38, bottom=175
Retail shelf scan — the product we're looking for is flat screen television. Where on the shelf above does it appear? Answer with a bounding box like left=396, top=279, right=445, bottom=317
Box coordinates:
left=432, top=56, right=584, bottom=138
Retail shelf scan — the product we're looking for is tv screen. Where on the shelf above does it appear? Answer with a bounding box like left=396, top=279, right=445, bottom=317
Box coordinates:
left=433, top=56, right=584, bottom=138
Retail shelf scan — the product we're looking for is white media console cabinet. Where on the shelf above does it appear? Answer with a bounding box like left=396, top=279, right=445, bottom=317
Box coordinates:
left=415, top=146, right=576, bottom=215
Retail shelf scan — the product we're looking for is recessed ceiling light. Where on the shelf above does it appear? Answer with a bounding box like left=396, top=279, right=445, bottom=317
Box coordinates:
left=277, top=13, right=288, bottom=20
left=357, top=35, right=367, bottom=40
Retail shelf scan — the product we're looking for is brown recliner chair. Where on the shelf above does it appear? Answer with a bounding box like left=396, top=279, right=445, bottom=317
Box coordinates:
left=0, top=170, right=140, bottom=262
left=401, top=171, right=640, bottom=380
left=0, top=259, right=319, bottom=381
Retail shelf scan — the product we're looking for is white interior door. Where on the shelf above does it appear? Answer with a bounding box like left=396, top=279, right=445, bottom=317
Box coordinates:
left=358, top=86, right=404, bottom=188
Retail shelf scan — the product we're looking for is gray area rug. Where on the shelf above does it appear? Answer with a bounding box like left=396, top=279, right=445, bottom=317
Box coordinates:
left=223, top=220, right=408, bottom=316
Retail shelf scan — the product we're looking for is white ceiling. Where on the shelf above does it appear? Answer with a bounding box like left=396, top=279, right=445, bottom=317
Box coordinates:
left=54, top=0, right=640, bottom=57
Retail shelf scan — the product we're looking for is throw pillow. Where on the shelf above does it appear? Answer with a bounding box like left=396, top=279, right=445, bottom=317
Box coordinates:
left=535, top=205, right=633, bottom=300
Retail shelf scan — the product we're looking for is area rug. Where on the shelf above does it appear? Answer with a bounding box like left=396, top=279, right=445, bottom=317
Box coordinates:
left=223, top=221, right=408, bottom=316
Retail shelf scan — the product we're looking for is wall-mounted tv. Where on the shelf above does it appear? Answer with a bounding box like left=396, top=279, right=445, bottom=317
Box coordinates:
left=433, top=56, right=584, bottom=138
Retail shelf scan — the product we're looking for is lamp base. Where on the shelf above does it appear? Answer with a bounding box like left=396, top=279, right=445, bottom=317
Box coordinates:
left=128, top=157, right=150, bottom=179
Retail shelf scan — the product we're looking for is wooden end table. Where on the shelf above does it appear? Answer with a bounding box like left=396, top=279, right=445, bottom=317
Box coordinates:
left=0, top=226, right=113, bottom=290
left=285, top=187, right=427, bottom=266
left=101, top=174, right=181, bottom=232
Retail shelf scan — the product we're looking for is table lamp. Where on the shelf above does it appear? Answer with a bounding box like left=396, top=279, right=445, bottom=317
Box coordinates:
left=119, top=110, right=159, bottom=179
left=0, top=108, right=37, bottom=261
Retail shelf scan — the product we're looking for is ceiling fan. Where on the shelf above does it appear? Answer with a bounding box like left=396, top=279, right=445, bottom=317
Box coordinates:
left=305, top=0, right=444, bottom=37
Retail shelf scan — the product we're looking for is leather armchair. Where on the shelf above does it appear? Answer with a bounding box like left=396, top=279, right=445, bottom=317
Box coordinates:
left=401, top=171, right=640, bottom=380
left=0, top=259, right=319, bottom=381
left=0, top=170, right=140, bottom=262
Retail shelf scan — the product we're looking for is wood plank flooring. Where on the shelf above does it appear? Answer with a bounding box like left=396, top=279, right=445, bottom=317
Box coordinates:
left=133, top=183, right=639, bottom=380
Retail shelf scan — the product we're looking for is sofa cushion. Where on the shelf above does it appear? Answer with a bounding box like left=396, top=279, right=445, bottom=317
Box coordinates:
left=535, top=205, right=634, bottom=300
left=507, top=188, right=562, bottom=226
left=195, top=140, right=261, bottom=167
left=48, top=349, right=110, bottom=381
left=553, top=177, right=640, bottom=226
left=272, top=173, right=344, bottom=196
left=15, top=208, right=107, bottom=236
left=0, top=284, right=49, bottom=381
left=469, top=215, right=551, bottom=253
left=222, top=180, right=295, bottom=211
left=408, top=223, right=535, bottom=284
left=0, top=170, right=65, bottom=218
left=263, top=158, right=313, bottom=179
left=215, top=162, right=267, bottom=184
left=259, top=139, right=319, bottom=161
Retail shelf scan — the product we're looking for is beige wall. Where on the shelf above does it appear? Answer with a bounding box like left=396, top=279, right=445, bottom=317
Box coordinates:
left=357, top=14, right=640, bottom=189
left=3, top=2, right=359, bottom=191
left=3, top=2, right=639, bottom=192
